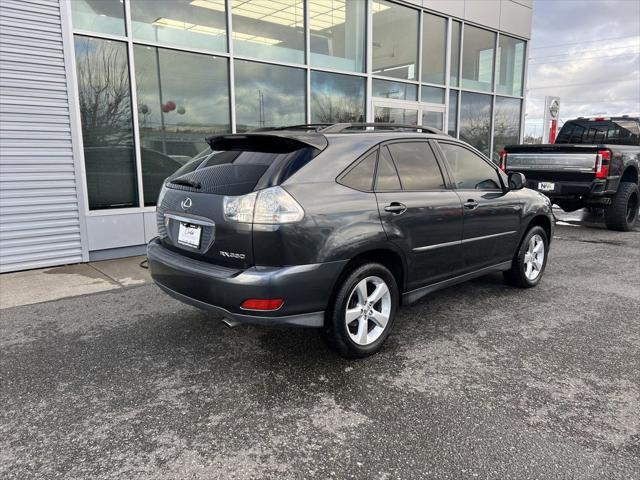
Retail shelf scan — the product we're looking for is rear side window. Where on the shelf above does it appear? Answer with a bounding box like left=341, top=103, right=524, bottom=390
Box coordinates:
left=375, top=146, right=401, bottom=191
left=438, top=143, right=502, bottom=190
left=387, top=142, right=445, bottom=190
left=556, top=120, right=640, bottom=145
left=339, top=150, right=377, bottom=191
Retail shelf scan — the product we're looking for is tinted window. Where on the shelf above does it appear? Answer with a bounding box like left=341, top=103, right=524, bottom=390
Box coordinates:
left=556, top=120, right=640, bottom=145
left=340, top=151, right=377, bottom=191
left=388, top=143, right=445, bottom=190
left=439, top=143, right=502, bottom=190
left=375, top=147, right=401, bottom=191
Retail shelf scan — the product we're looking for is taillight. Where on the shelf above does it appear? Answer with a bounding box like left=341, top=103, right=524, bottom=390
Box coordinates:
left=240, top=298, right=284, bottom=311
left=499, top=150, right=508, bottom=171
left=595, top=150, right=611, bottom=179
left=223, top=186, right=304, bottom=224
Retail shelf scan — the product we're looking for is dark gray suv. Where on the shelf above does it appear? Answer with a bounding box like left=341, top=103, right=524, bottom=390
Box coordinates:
left=148, top=123, right=554, bottom=357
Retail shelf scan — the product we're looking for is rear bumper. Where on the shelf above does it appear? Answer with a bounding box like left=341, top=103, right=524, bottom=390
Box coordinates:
left=147, top=238, right=346, bottom=327
left=524, top=177, right=613, bottom=200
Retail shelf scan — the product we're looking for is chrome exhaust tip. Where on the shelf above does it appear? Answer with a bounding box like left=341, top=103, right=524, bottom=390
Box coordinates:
left=221, top=317, right=241, bottom=328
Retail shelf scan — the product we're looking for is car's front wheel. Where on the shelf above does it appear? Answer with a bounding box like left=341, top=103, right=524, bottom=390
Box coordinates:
left=504, top=225, right=549, bottom=288
left=325, top=263, right=399, bottom=358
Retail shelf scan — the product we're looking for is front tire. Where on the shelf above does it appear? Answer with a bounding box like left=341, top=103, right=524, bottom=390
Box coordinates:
left=504, top=226, right=549, bottom=288
left=324, top=263, right=399, bottom=358
left=604, top=182, right=639, bottom=231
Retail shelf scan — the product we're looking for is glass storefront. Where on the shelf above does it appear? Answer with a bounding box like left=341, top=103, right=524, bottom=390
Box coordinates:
left=71, top=0, right=526, bottom=211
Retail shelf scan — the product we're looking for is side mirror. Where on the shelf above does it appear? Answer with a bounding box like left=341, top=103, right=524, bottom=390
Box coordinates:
left=508, top=172, right=526, bottom=190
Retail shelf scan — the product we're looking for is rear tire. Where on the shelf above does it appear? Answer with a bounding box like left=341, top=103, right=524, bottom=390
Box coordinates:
left=503, top=226, right=549, bottom=288
left=604, top=182, right=639, bottom=231
left=324, top=263, right=399, bottom=358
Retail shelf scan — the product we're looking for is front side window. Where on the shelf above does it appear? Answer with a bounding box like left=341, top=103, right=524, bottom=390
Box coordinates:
left=234, top=60, right=306, bottom=132
left=74, top=36, right=138, bottom=210
left=388, top=142, right=445, bottom=190
left=375, top=146, right=401, bottom=191
left=372, top=0, right=419, bottom=80
left=438, top=143, right=502, bottom=190
left=309, top=0, right=366, bottom=72
left=130, top=0, right=227, bottom=53
left=134, top=46, right=231, bottom=206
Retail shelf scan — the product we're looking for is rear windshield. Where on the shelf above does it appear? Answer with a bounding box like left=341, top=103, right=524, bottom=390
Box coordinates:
left=556, top=119, right=640, bottom=145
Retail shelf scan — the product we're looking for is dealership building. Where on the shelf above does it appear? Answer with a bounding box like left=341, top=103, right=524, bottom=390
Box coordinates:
left=0, top=0, right=532, bottom=272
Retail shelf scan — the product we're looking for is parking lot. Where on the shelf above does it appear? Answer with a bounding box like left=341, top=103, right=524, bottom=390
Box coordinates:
left=1, top=210, right=639, bottom=479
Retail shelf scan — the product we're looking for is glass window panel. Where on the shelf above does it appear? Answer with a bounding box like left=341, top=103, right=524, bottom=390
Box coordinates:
left=374, top=107, right=418, bottom=125
left=421, top=13, right=446, bottom=85
left=375, top=146, right=401, bottom=191
left=232, top=0, right=304, bottom=64
left=311, top=71, right=365, bottom=123
left=450, top=21, right=461, bottom=87
left=388, top=142, right=445, bottom=190
left=234, top=60, right=305, bottom=132
left=130, top=0, right=227, bottom=53
left=422, top=111, right=443, bottom=130
left=340, top=151, right=377, bottom=191
left=74, top=36, right=138, bottom=210
left=492, top=97, right=521, bottom=162
left=372, top=79, right=417, bottom=101
left=134, top=46, right=231, bottom=206
left=70, top=0, right=126, bottom=36
left=439, top=142, right=501, bottom=190
left=496, top=35, right=525, bottom=96
left=461, top=25, right=495, bottom=92
left=448, top=89, right=458, bottom=137
left=309, top=0, right=366, bottom=72
left=372, top=0, right=419, bottom=80
left=459, top=92, right=492, bottom=157
left=421, top=86, right=445, bottom=104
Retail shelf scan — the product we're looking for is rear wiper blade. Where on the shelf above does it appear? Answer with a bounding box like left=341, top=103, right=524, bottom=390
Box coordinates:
left=170, top=178, right=201, bottom=189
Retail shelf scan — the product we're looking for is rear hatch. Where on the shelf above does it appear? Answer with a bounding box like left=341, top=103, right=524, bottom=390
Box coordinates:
left=156, top=133, right=326, bottom=269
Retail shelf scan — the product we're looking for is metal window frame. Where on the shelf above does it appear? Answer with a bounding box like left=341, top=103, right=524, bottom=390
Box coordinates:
left=64, top=0, right=529, bottom=217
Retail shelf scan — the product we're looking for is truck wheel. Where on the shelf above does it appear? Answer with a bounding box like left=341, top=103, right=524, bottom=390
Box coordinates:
left=503, top=226, right=549, bottom=288
left=604, top=182, right=639, bottom=231
left=324, top=263, right=399, bottom=358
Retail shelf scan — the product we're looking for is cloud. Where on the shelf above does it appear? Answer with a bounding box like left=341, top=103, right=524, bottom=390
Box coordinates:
left=525, top=0, right=640, bottom=136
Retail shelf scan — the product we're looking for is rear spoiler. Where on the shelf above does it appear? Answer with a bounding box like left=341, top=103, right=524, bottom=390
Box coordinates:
left=206, top=132, right=328, bottom=153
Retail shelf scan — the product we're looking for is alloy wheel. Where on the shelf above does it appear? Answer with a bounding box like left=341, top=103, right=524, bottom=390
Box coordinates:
left=345, top=276, right=391, bottom=346
left=523, top=233, right=545, bottom=281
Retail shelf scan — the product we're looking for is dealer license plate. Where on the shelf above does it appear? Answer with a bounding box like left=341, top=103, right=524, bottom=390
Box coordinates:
left=538, top=182, right=555, bottom=192
left=178, top=223, right=201, bottom=248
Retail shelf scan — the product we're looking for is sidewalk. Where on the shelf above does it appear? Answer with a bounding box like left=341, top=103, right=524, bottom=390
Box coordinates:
left=0, top=256, right=151, bottom=309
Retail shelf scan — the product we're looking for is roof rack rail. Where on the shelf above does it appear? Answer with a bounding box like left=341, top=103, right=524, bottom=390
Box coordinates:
left=252, top=124, right=333, bottom=132
left=320, top=122, right=442, bottom=134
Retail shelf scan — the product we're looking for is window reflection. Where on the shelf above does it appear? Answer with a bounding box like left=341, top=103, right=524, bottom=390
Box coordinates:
left=71, top=0, right=126, bottom=36
left=422, top=13, right=446, bottom=85
left=372, top=0, right=419, bottom=80
left=130, top=0, right=227, bottom=53
left=421, top=86, right=445, bottom=104
left=234, top=60, right=306, bottom=131
left=374, top=107, right=418, bottom=125
left=311, top=71, right=365, bottom=123
left=496, top=35, right=525, bottom=96
left=492, top=97, right=521, bottom=162
left=422, top=111, right=443, bottom=130
left=310, top=0, right=366, bottom=72
left=448, top=90, right=458, bottom=137
left=461, top=25, right=495, bottom=92
left=74, top=36, right=138, bottom=210
left=232, top=0, right=304, bottom=64
left=134, top=46, right=230, bottom=206
left=460, top=92, right=492, bottom=157
left=372, top=79, right=417, bottom=101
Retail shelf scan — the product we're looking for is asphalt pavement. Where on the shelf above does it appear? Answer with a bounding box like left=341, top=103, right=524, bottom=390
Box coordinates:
left=1, top=209, right=639, bottom=479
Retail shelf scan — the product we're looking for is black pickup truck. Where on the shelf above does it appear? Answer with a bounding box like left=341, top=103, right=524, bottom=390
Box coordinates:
left=501, top=116, right=639, bottom=231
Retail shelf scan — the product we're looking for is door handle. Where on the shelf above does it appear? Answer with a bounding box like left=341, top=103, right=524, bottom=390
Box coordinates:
left=384, top=202, right=407, bottom=215
left=464, top=199, right=479, bottom=210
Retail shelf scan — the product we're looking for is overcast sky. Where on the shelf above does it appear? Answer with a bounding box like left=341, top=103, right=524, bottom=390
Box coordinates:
left=524, top=0, right=640, bottom=137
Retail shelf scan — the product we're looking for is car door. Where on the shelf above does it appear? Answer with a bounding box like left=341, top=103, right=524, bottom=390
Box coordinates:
left=436, top=141, right=523, bottom=271
left=375, top=141, right=464, bottom=291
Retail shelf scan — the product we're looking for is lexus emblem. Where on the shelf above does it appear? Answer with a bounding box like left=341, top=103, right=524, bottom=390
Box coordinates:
left=181, top=197, right=192, bottom=210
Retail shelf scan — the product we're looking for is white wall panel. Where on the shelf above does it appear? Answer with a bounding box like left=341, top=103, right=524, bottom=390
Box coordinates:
left=500, top=0, right=533, bottom=39
left=86, top=214, right=146, bottom=251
